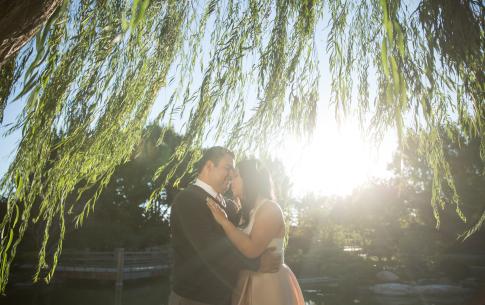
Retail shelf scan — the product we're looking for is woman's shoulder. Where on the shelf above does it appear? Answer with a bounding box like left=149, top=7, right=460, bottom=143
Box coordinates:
left=256, top=199, right=284, bottom=220
left=252, top=199, right=285, bottom=236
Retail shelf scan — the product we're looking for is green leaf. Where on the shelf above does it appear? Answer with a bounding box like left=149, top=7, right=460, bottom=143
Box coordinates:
left=12, top=72, right=39, bottom=101
left=4, top=230, right=14, bottom=254
left=381, top=38, right=389, bottom=78
left=395, top=22, right=405, bottom=58
left=390, top=55, right=400, bottom=95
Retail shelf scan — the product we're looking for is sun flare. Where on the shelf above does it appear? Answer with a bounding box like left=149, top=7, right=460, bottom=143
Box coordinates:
left=273, top=119, right=396, bottom=197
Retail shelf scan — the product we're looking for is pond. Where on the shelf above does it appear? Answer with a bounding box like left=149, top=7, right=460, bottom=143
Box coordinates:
left=0, top=276, right=476, bottom=305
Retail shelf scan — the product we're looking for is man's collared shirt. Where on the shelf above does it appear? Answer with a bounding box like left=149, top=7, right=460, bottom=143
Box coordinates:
left=193, top=178, right=225, bottom=207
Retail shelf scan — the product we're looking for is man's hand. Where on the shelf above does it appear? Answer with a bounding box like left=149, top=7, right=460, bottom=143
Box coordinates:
left=258, top=247, right=282, bottom=273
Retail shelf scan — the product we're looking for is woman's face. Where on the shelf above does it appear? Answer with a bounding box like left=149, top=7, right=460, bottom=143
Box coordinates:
left=230, top=169, right=244, bottom=199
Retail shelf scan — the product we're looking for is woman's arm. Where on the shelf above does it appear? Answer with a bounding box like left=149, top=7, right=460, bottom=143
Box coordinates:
left=207, top=199, right=284, bottom=258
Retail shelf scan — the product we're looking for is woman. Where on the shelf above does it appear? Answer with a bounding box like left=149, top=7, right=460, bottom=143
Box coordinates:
left=206, top=159, right=304, bottom=305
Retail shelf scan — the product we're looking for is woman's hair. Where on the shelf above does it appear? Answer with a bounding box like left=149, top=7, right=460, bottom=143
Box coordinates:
left=238, top=159, right=275, bottom=228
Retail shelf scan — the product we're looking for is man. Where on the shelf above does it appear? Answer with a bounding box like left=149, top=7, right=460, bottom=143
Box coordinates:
left=169, top=146, right=281, bottom=305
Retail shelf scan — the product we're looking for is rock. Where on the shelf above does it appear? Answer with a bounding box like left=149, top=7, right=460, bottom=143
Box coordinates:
left=370, top=283, right=470, bottom=296
left=416, top=278, right=436, bottom=285
left=370, top=283, right=414, bottom=296
left=413, top=284, right=470, bottom=296
left=461, top=277, right=479, bottom=289
left=376, top=270, right=400, bottom=283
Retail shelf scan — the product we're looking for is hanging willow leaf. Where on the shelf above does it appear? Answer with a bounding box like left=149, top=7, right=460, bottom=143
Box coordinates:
left=0, top=0, right=483, bottom=293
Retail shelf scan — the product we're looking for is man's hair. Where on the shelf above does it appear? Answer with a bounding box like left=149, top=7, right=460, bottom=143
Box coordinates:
left=196, top=146, right=235, bottom=174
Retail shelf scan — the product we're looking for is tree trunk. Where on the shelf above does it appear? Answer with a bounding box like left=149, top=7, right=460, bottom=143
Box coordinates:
left=0, top=0, right=63, bottom=67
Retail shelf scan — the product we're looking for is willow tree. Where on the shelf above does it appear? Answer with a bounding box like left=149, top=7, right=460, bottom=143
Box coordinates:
left=0, top=0, right=483, bottom=293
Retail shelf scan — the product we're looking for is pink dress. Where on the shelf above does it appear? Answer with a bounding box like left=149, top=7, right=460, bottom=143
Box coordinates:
left=232, top=202, right=305, bottom=305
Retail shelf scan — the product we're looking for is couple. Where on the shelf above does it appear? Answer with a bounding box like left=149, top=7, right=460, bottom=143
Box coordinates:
left=169, top=147, right=304, bottom=305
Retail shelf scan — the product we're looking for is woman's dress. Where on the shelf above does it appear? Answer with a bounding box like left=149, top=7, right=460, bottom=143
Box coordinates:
left=232, top=201, right=305, bottom=305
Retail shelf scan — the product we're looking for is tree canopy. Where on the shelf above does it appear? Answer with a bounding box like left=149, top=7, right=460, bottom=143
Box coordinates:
left=0, top=0, right=483, bottom=294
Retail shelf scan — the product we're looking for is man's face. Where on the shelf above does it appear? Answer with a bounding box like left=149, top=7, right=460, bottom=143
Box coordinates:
left=208, top=154, right=235, bottom=194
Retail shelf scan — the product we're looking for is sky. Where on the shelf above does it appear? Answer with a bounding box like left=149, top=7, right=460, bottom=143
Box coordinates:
left=0, top=95, right=23, bottom=181
left=146, top=11, right=398, bottom=198
left=0, top=6, right=398, bottom=199
left=0, top=81, right=397, bottom=201
left=272, top=116, right=396, bottom=198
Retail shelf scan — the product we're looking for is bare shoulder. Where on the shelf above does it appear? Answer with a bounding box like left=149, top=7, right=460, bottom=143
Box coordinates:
left=257, top=200, right=284, bottom=223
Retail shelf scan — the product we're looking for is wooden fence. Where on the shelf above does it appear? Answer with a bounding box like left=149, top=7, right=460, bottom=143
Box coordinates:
left=47, top=248, right=171, bottom=280
left=17, top=248, right=171, bottom=305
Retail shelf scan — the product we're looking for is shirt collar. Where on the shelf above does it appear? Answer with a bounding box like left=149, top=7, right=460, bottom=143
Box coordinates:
left=194, top=178, right=220, bottom=200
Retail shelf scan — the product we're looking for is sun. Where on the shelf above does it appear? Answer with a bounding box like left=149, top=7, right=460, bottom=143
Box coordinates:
left=273, top=119, right=396, bottom=198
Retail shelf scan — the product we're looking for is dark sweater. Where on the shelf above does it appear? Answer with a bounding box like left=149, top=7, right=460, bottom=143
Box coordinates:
left=170, top=184, right=259, bottom=305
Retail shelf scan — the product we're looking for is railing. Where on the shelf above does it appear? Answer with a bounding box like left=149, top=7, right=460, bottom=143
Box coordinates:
left=50, top=248, right=171, bottom=276
left=17, top=247, right=171, bottom=305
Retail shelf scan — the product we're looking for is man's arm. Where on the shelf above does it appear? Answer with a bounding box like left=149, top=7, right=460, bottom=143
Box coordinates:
left=174, top=192, right=259, bottom=273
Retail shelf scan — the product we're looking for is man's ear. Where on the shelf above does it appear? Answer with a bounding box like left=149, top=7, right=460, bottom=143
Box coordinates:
left=206, top=160, right=214, bottom=171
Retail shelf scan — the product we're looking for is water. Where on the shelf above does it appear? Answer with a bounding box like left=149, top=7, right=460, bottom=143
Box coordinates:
left=303, top=289, right=472, bottom=305
left=0, top=277, right=475, bottom=305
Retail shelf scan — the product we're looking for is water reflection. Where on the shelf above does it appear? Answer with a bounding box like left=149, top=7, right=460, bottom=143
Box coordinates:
left=304, top=289, right=471, bottom=305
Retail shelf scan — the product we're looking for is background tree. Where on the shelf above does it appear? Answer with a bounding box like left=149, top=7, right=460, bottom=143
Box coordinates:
left=285, top=127, right=485, bottom=286
left=393, top=126, right=485, bottom=239
left=0, top=0, right=483, bottom=293
left=4, top=124, right=187, bottom=281
left=64, top=124, right=184, bottom=250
